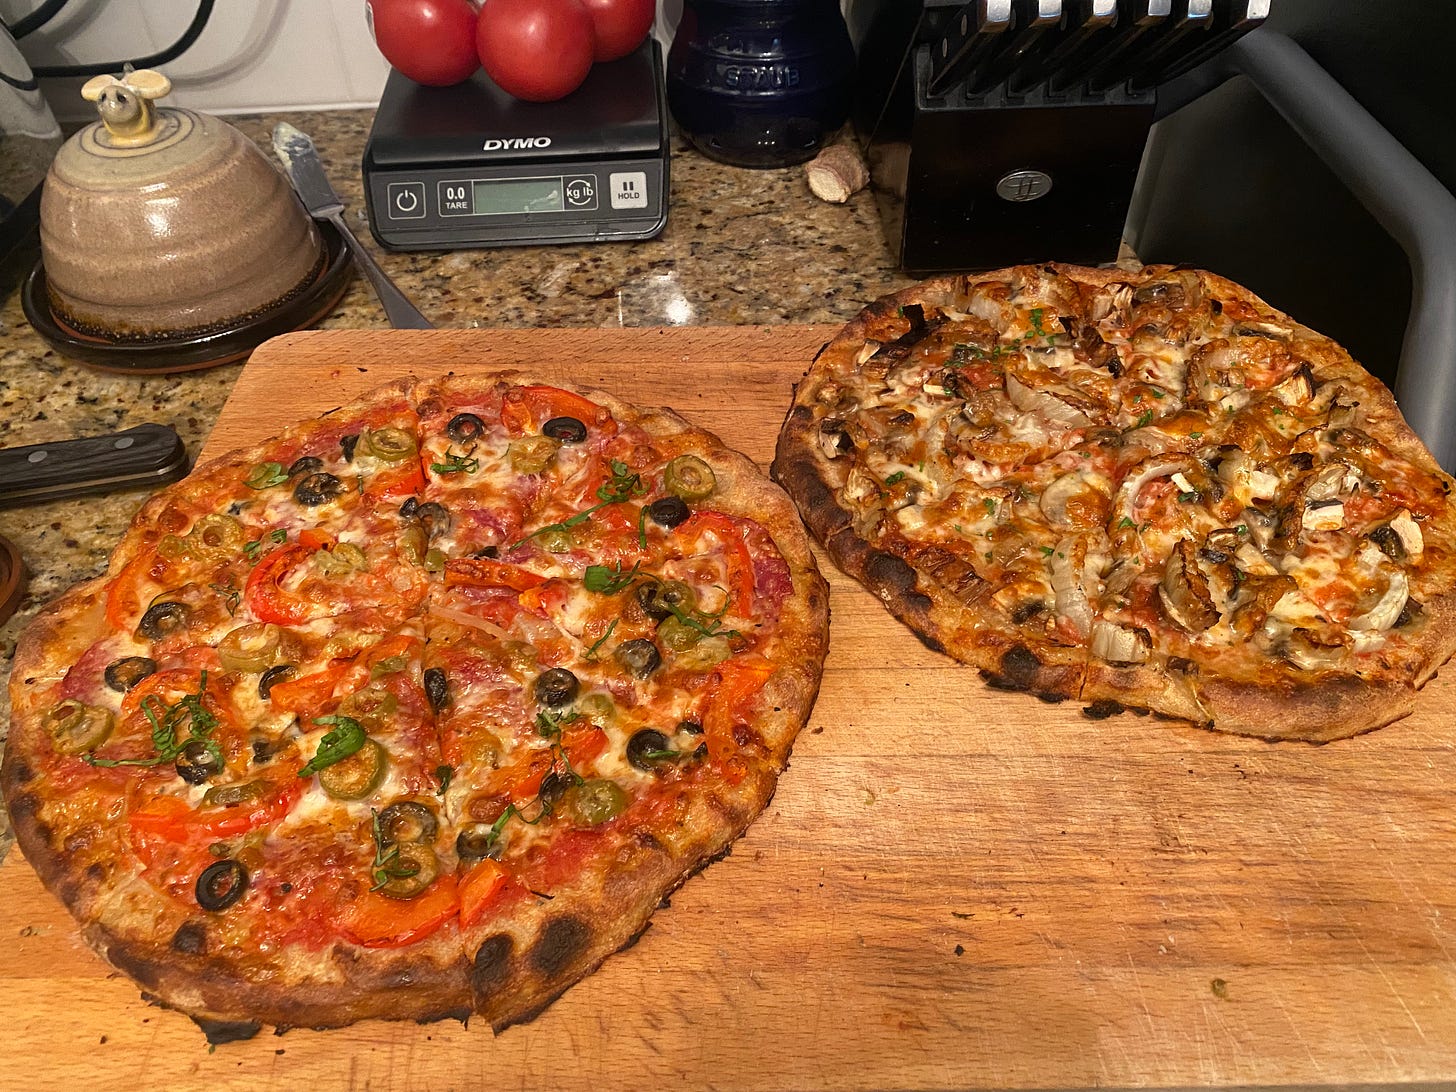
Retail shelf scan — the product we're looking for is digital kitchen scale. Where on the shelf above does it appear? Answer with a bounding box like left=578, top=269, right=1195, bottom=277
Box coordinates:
left=363, top=39, right=669, bottom=250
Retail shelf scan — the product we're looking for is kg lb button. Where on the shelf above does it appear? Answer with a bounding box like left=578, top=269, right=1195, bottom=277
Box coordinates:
left=564, top=175, right=597, bottom=209
left=387, top=182, right=426, bottom=219
left=608, top=171, right=648, bottom=210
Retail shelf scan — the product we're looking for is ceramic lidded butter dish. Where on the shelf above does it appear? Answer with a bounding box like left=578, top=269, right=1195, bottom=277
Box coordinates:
left=39, top=67, right=323, bottom=341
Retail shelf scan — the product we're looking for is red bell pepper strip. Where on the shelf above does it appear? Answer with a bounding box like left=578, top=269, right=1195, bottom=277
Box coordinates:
left=244, top=543, right=315, bottom=625
left=500, top=385, right=617, bottom=438
left=104, top=546, right=161, bottom=629
left=128, top=776, right=303, bottom=842
left=674, top=511, right=757, bottom=615
left=702, top=655, right=777, bottom=765
left=341, top=875, right=460, bottom=948
left=458, top=859, right=519, bottom=930
left=444, top=557, right=548, bottom=592
left=266, top=658, right=364, bottom=713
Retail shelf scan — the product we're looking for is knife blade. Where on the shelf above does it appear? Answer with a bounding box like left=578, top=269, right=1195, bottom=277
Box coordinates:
left=0, top=424, right=189, bottom=508
left=926, top=0, right=1015, bottom=98
left=1133, top=0, right=1270, bottom=87
left=271, top=122, right=434, bottom=330
left=1011, top=0, right=1118, bottom=94
left=1104, top=0, right=1214, bottom=90
left=1051, top=0, right=1172, bottom=92
left=967, top=0, right=1064, bottom=96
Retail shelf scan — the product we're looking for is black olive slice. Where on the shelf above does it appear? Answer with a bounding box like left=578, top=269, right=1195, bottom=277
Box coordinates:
left=258, top=663, right=296, bottom=701
left=542, top=416, right=588, bottom=443
left=340, top=433, right=360, bottom=462
left=456, top=823, right=499, bottom=862
left=414, top=501, right=452, bottom=539
left=399, top=496, right=420, bottom=519
left=287, top=455, right=324, bottom=478
left=677, top=719, right=704, bottom=735
left=647, top=496, right=690, bottom=529
left=470, top=545, right=501, bottom=559
left=378, top=800, right=439, bottom=844
left=251, top=736, right=288, bottom=765
left=635, top=580, right=694, bottom=621
left=137, top=601, right=190, bottom=641
left=447, top=412, right=486, bottom=444
left=196, top=859, right=248, bottom=912
left=423, top=667, right=450, bottom=712
left=293, top=472, right=344, bottom=507
left=104, top=655, right=157, bottom=692
left=615, top=639, right=662, bottom=679
left=627, top=728, right=671, bottom=770
left=533, top=667, right=579, bottom=707
left=175, top=738, right=224, bottom=785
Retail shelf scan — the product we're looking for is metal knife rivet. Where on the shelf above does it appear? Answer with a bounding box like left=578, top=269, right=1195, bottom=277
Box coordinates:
left=27, top=451, right=45, bottom=463
left=995, top=169, right=1054, bottom=202
left=113, top=437, right=134, bottom=449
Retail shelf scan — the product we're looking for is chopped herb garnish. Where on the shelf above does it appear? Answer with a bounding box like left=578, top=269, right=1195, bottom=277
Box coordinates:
left=209, top=580, right=240, bottom=615
left=1029, top=308, right=1047, bottom=337
left=886, top=471, right=906, bottom=485
left=434, top=764, right=454, bottom=796
left=1117, top=516, right=1136, bottom=530
left=583, top=619, right=618, bottom=661
left=512, top=460, right=645, bottom=548
left=983, top=498, right=997, bottom=517
left=584, top=561, right=640, bottom=595
left=536, top=709, right=582, bottom=740
left=244, top=462, right=287, bottom=490
left=1039, top=545, right=1054, bottom=556
left=298, top=715, right=366, bottom=778
left=1177, top=491, right=1199, bottom=504
left=1189, top=431, right=1203, bottom=440
left=83, top=671, right=218, bottom=768
left=1135, top=410, right=1154, bottom=428
left=431, top=447, right=479, bottom=475
left=369, top=809, right=419, bottom=892
left=1235, top=524, right=1248, bottom=535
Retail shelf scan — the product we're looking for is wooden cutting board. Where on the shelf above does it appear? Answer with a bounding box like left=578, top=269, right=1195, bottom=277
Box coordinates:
left=6, top=327, right=1456, bottom=1090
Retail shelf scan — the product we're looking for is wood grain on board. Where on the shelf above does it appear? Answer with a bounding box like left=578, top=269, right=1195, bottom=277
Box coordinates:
left=4, top=327, right=1456, bottom=1091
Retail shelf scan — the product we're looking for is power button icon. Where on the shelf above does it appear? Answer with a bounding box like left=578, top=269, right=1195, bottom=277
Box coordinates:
left=387, top=182, right=426, bottom=220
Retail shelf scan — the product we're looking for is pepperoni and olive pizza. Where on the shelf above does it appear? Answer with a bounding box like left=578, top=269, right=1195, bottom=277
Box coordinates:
left=1, top=372, right=828, bottom=1040
left=773, top=263, right=1456, bottom=741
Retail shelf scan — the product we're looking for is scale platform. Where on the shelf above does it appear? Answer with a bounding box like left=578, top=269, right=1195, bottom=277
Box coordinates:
left=363, top=39, right=669, bottom=251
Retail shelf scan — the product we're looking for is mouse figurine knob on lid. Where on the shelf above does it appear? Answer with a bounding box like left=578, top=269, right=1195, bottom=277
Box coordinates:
left=39, top=66, right=323, bottom=342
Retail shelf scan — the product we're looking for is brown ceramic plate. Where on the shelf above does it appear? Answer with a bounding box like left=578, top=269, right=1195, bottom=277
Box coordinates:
left=0, top=534, right=24, bottom=625
left=21, top=219, right=353, bottom=374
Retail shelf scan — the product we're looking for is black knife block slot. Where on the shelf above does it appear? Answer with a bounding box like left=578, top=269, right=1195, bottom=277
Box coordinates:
left=866, top=47, right=1156, bottom=274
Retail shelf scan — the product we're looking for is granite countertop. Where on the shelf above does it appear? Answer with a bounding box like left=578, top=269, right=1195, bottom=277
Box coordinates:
left=0, top=108, right=913, bottom=790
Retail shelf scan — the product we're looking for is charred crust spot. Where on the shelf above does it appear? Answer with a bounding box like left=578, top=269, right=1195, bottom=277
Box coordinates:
left=1083, top=699, right=1125, bottom=720
left=788, top=404, right=815, bottom=426
left=1011, top=601, right=1045, bottom=625
left=414, top=397, right=442, bottom=418
left=731, top=723, right=754, bottom=747
left=472, top=934, right=514, bottom=994
left=86, top=862, right=105, bottom=882
left=170, top=922, right=208, bottom=956
left=1165, top=656, right=1198, bottom=675
left=192, top=1016, right=263, bottom=1045
left=530, top=917, right=590, bottom=978
left=417, top=1007, right=471, bottom=1027
left=6, top=791, right=39, bottom=824
left=997, top=645, right=1042, bottom=690
left=865, top=551, right=919, bottom=600
left=1036, top=692, right=1067, bottom=704
left=8, top=760, right=35, bottom=786
left=914, top=629, right=946, bottom=655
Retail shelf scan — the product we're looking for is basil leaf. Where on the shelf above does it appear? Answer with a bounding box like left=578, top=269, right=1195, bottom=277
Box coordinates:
left=244, top=462, right=288, bottom=490
left=299, top=715, right=366, bottom=777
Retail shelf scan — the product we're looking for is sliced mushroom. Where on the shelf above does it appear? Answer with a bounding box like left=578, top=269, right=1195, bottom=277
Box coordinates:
left=1370, top=509, right=1424, bottom=561
left=1089, top=620, right=1150, bottom=664
left=1301, top=498, right=1346, bottom=532
left=1269, top=362, right=1316, bottom=406
left=1158, top=539, right=1218, bottom=632
left=1215, top=447, right=1281, bottom=506
left=1233, top=543, right=1279, bottom=576
left=818, top=420, right=852, bottom=461
left=1233, top=319, right=1294, bottom=341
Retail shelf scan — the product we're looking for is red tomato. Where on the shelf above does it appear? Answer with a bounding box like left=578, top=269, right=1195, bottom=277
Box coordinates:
left=579, top=0, right=654, bottom=62
left=368, top=0, right=480, bottom=87
left=476, top=0, right=595, bottom=103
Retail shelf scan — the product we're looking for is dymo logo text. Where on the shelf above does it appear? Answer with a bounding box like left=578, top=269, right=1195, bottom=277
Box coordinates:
left=482, top=137, right=552, bottom=151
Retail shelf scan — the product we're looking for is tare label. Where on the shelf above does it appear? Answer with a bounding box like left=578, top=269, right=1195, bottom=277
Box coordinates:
left=609, top=171, right=648, bottom=210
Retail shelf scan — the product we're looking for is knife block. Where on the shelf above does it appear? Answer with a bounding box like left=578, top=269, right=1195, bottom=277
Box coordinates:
left=864, top=47, right=1156, bottom=274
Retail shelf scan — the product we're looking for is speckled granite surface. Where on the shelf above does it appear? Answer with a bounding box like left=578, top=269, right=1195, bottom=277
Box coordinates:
left=0, top=107, right=914, bottom=799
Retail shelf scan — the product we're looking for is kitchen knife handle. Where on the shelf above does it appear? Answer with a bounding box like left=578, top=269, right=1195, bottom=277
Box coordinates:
left=0, top=423, right=190, bottom=508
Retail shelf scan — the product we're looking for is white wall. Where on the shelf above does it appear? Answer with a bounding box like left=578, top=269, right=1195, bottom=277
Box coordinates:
left=2, top=0, right=692, bottom=122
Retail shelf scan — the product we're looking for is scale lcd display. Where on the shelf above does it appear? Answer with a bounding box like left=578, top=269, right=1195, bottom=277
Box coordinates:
left=469, top=177, right=563, bottom=215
